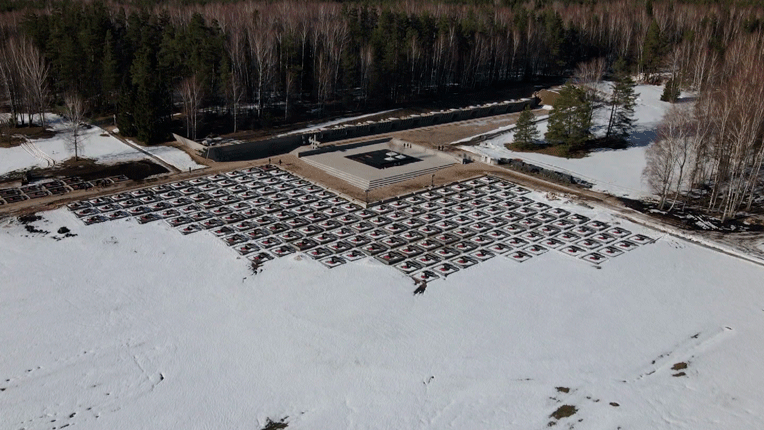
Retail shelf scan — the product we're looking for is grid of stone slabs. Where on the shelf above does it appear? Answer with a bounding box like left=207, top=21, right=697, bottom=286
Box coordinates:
left=69, top=168, right=655, bottom=278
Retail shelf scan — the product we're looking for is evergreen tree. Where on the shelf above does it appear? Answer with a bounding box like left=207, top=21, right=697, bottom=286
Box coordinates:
left=640, top=20, right=665, bottom=82
left=545, top=83, right=592, bottom=151
left=513, top=105, right=539, bottom=149
left=660, top=77, right=681, bottom=102
left=606, top=73, right=638, bottom=141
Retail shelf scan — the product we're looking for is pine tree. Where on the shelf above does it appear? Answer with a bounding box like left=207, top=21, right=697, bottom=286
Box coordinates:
left=607, top=73, right=638, bottom=141
left=660, top=77, right=681, bottom=102
left=545, top=83, right=592, bottom=151
left=640, top=20, right=664, bottom=82
left=513, top=105, right=539, bottom=149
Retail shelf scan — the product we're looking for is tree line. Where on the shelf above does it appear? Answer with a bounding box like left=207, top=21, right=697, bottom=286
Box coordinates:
left=0, top=0, right=763, bottom=146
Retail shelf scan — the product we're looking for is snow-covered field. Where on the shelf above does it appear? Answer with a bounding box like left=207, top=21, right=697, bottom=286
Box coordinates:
left=0, top=114, right=206, bottom=176
left=463, top=85, right=676, bottom=198
left=2, top=189, right=763, bottom=429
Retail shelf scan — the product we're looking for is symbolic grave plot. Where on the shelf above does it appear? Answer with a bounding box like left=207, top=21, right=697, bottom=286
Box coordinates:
left=369, top=204, right=393, bottom=214
left=539, top=237, right=566, bottom=249
left=528, top=202, right=550, bottom=211
left=433, top=232, right=460, bottom=245
left=507, top=250, right=533, bottom=262
left=533, top=213, right=557, bottom=224
left=402, top=206, right=426, bottom=217
left=433, top=220, right=458, bottom=231
left=304, top=211, right=328, bottom=222
left=414, top=253, right=442, bottom=267
left=585, top=220, right=609, bottom=231
left=292, top=206, right=314, bottom=216
left=452, top=241, right=479, bottom=253
left=536, top=225, right=561, bottom=237
left=401, top=217, right=425, bottom=229
left=179, top=223, right=203, bottom=235
left=201, top=199, right=224, bottom=209
left=613, top=240, right=639, bottom=251
left=107, top=210, right=130, bottom=220
left=200, top=218, right=225, bottom=230
left=567, top=214, right=590, bottom=224
left=148, top=201, right=173, bottom=211
left=571, top=225, right=597, bottom=238
left=469, top=234, right=494, bottom=246
left=451, top=194, right=472, bottom=203
left=576, top=238, right=602, bottom=250
left=398, top=244, right=425, bottom=258
left=386, top=211, right=407, bottom=222
left=297, top=224, right=323, bottom=236
left=320, top=255, right=347, bottom=269
left=375, top=251, right=405, bottom=265
left=305, top=246, right=332, bottom=260
left=360, top=242, right=388, bottom=256
left=582, top=253, right=608, bottom=265
left=418, top=225, right=443, bottom=237
left=450, top=255, right=478, bottom=269
left=341, top=249, right=366, bottom=261
left=468, top=222, right=493, bottom=234
left=170, top=197, right=194, bottom=207
left=450, top=215, right=474, bottom=225
left=500, top=212, right=524, bottom=223
left=265, top=222, right=290, bottom=235
left=516, top=218, right=543, bottom=230
left=434, top=197, right=457, bottom=207
left=607, top=227, right=631, bottom=238
left=451, top=227, right=477, bottom=239
left=466, top=210, right=489, bottom=221
left=470, top=249, right=495, bottom=261
left=466, top=199, right=488, bottom=209
left=418, top=213, right=442, bottom=224
left=421, top=201, right=440, bottom=211
left=550, top=218, right=576, bottom=230
left=432, top=262, right=459, bottom=277
left=383, top=223, right=407, bottom=235
left=317, top=219, right=342, bottom=231
left=97, top=203, right=122, bottom=212
left=332, top=227, right=355, bottom=239
left=210, top=206, right=233, bottom=216
left=628, top=234, right=654, bottom=244
left=432, top=247, right=459, bottom=259
left=350, top=221, right=374, bottom=233
left=599, top=246, right=624, bottom=257
left=412, top=269, right=439, bottom=282
left=84, top=215, right=108, bottom=225
left=222, top=213, right=245, bottom=224
left=244, top=228, right=269, bottom=241
left=419, top=191, right=440, bottom=200
left=449, top=183, right=472, bottom=193
left=272, top=244, right=297, bottom=257
left=167, top=216, right=193, bottom=227
left=388, top=200, right=410, bottom=210
left=544, top=208, right=570, bottom=218
left=137, top=213, right=162, bottom=224
left=252, top=215, right=276, bottom=227
left=369, top=216, right=392, bottom=227
left=523, top=243, right=549, bottom=255
left=248, top=251, right=274, bottom=264
left=354, top=209, right=376, bottom=219
left=404, top=195, right=426, bottom=205
left=347, top=235, right=371, bottom=247
left=451, top=204, right=472, bottom=213
left=506, top=237, right=529, bottom=248
left=591, top=232, right=616, bottom=244
left=416, top=239, right=443, bottom=252
left=394, top=259, right=423, bottom=274
left=326, top=240, right=353, bottom=254
left=397, top=230, right=425, bottom=243
left=235, top=243, right=260, bottom=255
left=212, top=226, right=236, bottom=237
left=313, top=232, right=337, bottom=245
left=119, top=199, right=142, bottom=208
left=494, top=191, right=517, bottom=200
left=257, top=236, right=283, bottom=249
left=272, top=210, right=296, bottom=221
left=280, top=199, right=300, bottom=209
left=68, top=201, right=92, bottom=211
left=224, top=234, right=249, bottom=246
left=366, top=229, right=388, bottom=240
left=483, top=206, right=506, bottom=217
left=486, top=242, right=512, bottom=254
left=465, top=189, right=486, bottom=199
left=433, top=187, right=456, bottom=197
left=277, top=230, right=305, bottom=242
left=560, top=245, right=587, bottom=257
left=519, top=230, right=544, bottom=242
left=557, top=231, right=581, bottom=243
left=515, top=206, right=537, bottom=217
left=510, top=196, right=533, bottom=206
left=433, top=208, right=456, bottom=218
left=230, top=202, right=253, bottom=211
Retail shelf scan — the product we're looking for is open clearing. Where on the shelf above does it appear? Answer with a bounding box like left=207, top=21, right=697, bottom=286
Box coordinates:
left=1, top=166, right=763, bottom=429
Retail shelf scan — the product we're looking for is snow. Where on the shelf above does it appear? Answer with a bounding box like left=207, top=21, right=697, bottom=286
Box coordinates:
left=0, top=114, right=206, bottom=176
left=463, top=85, right=676, bottom=198
left=279, top=109, right=400, bottom=136
left=2, top=193, right=763, bottom=429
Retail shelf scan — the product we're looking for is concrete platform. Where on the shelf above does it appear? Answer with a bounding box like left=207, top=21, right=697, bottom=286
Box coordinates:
left=297, top=139, right=457, bottom=190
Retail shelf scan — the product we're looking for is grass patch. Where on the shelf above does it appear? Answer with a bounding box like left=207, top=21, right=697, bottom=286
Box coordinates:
left=555, top=387, right=570, bottom=393
left=671, top=362, right=688, bottom=371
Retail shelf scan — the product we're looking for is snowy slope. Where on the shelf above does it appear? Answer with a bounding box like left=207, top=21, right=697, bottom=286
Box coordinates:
left=463, top=85, right=675, bottom=198
left=1, top=196, right=763, bottom=429
left=0, top=114, right=205, bottom=176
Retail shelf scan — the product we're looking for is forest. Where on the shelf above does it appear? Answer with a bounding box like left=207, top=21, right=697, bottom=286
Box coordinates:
left=1, top=0, right=763, bottom=220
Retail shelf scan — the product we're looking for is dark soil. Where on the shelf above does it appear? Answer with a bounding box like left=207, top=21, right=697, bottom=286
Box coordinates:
left=618, top=197, right=764, bottom=233
left=18, top=214, right=42, bottom=224
left=550, top=405, right=578, bottom=420
left=0, top=125, right=57, bottom=148
left=261, top=417, right=288, bottom=430
left=555, top=387, right=570, bottom=393
left=28, top=159, right=169, bottom=182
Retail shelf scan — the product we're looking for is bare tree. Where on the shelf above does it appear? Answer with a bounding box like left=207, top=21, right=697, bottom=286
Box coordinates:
left=15, top=37, right=49, bottom=127
left=64, top=92, right=86, bottom=161
left=574, top=57, right=607, bottom=103
left=178, top=75, right=204, bottom=140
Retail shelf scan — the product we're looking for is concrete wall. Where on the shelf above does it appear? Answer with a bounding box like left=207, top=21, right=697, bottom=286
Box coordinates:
left=206, top=98, right=538, bottom=162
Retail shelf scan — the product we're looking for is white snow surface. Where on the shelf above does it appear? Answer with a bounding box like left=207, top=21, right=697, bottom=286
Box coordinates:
left=0, top=114, right=205, bottom=175
left=279, top=109, right=400, bottom=136
left=463, top=85, right=679, bottom=198
left=2, top=197, right=763, bottom=429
